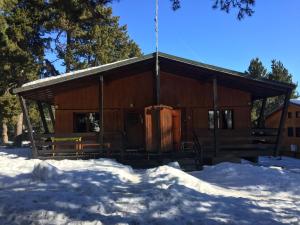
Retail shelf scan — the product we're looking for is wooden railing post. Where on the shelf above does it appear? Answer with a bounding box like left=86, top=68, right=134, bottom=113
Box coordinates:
left=258, top=98, right=267, bottom=128
left=98, top=75, right=104, bottom=150
left=47, top=104, right=55, bottom=129
left=275, top=91, right=291, bottom=156
left=19, top=95, right=38, bottom=158
left=213, top=77, right=219, bottom=156
left=37, top=101, right=49, bottom=134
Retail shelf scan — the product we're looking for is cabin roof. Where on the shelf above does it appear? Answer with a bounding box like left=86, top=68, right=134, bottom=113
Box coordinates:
left=13, top=52, right=295, bottom=103
left=266, top=99, right=300, bottom=118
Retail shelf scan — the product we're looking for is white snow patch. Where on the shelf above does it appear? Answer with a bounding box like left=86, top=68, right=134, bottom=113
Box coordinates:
left=0, top=147, right=300, bottom=224
left=31, top=161, right=62, bottom=181
left=22, top=57, right=136, bottom=88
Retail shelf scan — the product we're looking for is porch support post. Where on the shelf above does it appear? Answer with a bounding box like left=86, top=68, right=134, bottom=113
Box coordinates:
left=98, top=75, right=104, bottom=150
left=275, top=91, right=291, bottom=156
left=19, top=95, right=37, bottom=158
left=213, top=77, right=219, bottom=157
left=47, top=104, right=55, bottom=129
left=37, top=101, right=49, bottom=134
left=258, top=98, right=267, bottom=128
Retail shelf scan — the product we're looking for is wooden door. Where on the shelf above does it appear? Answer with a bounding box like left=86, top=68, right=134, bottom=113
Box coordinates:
left=172, top=110, right=181, bottom=151
left=124, top=111, right=144, bottom=149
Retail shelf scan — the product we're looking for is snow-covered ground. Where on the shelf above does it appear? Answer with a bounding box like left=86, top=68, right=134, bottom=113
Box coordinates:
left=0, top=147, right=300, bottom=225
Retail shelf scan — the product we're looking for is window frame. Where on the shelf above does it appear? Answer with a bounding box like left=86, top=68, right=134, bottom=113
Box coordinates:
left=73, top=112, right=100, bottom=133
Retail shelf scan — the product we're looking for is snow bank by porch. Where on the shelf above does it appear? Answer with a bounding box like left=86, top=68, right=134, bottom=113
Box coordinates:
left=0, top=147, right=300, bottom=224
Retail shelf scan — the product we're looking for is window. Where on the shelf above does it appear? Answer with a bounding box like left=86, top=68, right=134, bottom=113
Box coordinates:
left=296, top=112, right=300, bottom=118
left=208, top=110, right=220, bottom=129
left=287, top=127, right=294, bottom=137
left=73, top=112, right=100, bottom=133
left=288, top=112, right=292, bottom=118
left=222, top=110, right=233, bottom=129
left=296, top=127, right=300, bottom=137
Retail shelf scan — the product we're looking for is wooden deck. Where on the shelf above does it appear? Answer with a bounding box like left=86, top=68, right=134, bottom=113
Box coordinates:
left=32, top=128, right=278, bottom=170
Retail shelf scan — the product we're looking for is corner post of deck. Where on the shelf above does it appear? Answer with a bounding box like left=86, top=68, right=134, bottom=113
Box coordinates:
left=213, top=77, right=219, bottom=157
left=37, top=101, right=49, bottom=134
left=47, top=104, right=55, bottom=129
left=18, top=95, right=38, bottom=158
left=258, top=98, right=267, bottom=128
left=275, top=91, right=291, bottom=156
left=99, top=75, right=104, bottom=151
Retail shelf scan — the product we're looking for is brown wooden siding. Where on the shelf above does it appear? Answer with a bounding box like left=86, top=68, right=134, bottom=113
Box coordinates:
left=54, top=70, right=252, bottom=148
left=266, top=104, right=300, bottom=149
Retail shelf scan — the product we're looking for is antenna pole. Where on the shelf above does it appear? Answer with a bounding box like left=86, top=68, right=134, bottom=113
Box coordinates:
left=155, top=0, right=160, bottom=105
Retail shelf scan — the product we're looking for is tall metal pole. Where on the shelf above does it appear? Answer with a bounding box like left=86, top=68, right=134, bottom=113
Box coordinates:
left=155, top=0, right=160, bottom=105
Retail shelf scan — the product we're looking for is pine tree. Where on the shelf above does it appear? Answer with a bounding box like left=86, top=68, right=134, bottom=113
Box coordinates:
left=246, top=58, right=298, bottom=127
left=245, top=58, right=268, bottom=126
left=45, top=0, right=141, bottom=72
left=267, top=60, right=299, bottom=114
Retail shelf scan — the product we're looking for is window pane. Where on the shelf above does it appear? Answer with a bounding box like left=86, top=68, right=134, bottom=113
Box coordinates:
left=296, top=112, right=300, bottom=118
left=296, top=127, right=300, bottom=137
left=74, top=112, right=100, bottom=133
left=287, top=127, right=294, bottom=137
left=208, top=110, right=220, bottom=129
left=288, top=112, right=292, bottom=118
left=222, top=110, right=233, bottom=129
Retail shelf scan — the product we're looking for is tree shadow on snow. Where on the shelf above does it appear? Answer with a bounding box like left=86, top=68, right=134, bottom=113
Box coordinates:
left=0, top=164, right=299, bottom=225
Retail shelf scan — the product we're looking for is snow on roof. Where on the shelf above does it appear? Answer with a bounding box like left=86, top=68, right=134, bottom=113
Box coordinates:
left=290, top=99, right=300, bottom=106
left=22, top=57, right=137, bottom=88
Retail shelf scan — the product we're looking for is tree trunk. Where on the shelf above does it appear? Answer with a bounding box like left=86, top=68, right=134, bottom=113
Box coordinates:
left=2, top=121, right=9, bottom=144
left=66, top=31, right=71, bottom=73
left=14, top=113, right=23, bottom=147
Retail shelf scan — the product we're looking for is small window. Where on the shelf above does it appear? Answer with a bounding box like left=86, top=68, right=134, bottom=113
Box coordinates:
left=287, top=127, right=294, bottom=137
left=222, top=110, right=234, bottom=129
left=73, top=112, right=100, bottom=133
left=208, top=110, right=220, bottom=129
left=288, top=112, right=292, bottom=118
left=296, top=127, right=300, bottom=137
left=296, top=112, right=300, bottom=118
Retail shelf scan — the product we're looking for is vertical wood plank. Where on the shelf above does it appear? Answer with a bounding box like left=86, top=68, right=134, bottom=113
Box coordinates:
left=37, top=101, right=49, bottom=134
left=213, top=77, right=219, bottom=156
left=275, top=91, right=291, bottom=156
left=19, top=96, right=38, bottom=158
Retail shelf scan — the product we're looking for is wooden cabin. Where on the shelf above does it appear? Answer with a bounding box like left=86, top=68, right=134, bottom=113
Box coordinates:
left=13, top=52, right=295, bottom=167
left=266, top=99, right=300, bottom=158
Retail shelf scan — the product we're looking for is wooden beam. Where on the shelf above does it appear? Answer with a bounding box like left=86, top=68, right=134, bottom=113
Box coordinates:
left=19, top=95, right=38, bottom=158
left=47, top=104, right=55, bottom=129
left=258, top=98, right=267, bottom=128
left=275, top=91, right=291, bottom=156
left=213, top=77, right=219, bottom=156
left=37, top=101, right=49, bottom=134
left=98, top=75, right=104, bottom=150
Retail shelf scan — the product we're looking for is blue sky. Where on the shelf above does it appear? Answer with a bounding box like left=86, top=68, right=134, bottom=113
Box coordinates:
left=111, top=0, right=300, bottom=91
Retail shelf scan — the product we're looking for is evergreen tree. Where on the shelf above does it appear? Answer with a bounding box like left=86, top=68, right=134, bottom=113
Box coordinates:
left=170, top=0, right=255, bottom=19
left=45, top=0, right=141, bottom=72
left=266, top=60, right=299, bottom=114
left=245, top=58, right=268, bottom=126
left=246, top=58, right=298, bottom=127
left=0, top=1, right=45, bottom=144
